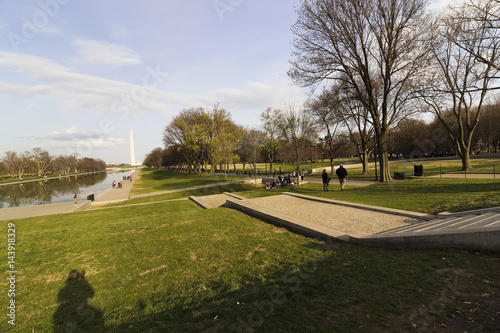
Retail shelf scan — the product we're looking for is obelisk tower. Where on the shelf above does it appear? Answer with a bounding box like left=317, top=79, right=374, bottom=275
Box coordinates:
left=130, top=129, right=136, bottom=166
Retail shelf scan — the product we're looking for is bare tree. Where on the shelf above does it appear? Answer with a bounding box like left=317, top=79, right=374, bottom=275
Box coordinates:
left=342, top=98, right=376, bottom=174
left=31, top=147, right=52, bottom=177
left=305, top=88, right=343, bottom=174
left=237, top=127, right=262, bottom=175
left=4, top=151, right=30, bottom=179
left=474, top=101, right=500, bottom=153
left=278, top=105, right=316, bottom=185
left=447, top=0, right=500, bottom=71
left=421, top=3, right=500, bottom=170
left=260, top=108, right=282, bottom=174
left=289, top=0, right=434, bottom=181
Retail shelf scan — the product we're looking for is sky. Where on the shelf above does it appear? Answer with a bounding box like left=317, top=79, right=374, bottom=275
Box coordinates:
left=0, top=0, right=455, bottom=164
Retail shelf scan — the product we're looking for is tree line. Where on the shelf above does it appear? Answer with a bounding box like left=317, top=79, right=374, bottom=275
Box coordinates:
left=145, top=0, right=500, bottom=182
left=145, top=104, right=316, bottom=183
left=144, top=98, right=500, bottom=176
left=0, top=148, right=107, bottom=179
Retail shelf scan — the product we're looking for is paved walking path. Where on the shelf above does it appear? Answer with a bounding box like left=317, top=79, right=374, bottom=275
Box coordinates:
left=303, top=177, right=376, bottom=187
left=0, top=202, right=87, bottom=221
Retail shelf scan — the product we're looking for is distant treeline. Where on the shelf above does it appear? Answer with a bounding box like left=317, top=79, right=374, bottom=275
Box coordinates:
left=0, top=148, right=106, bottom=179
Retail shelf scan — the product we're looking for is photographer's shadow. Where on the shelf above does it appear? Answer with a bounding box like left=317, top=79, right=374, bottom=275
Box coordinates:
left=53, top=270, right=104, bottom=332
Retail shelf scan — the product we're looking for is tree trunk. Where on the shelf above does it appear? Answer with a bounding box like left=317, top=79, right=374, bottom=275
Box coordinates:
left=460, top=153, right=471, bottom=171
left=361, top=153, right=370, bottom=175
left=330, top=157, right=334, bottom=175
left=377, top=131, right=391, bottom=182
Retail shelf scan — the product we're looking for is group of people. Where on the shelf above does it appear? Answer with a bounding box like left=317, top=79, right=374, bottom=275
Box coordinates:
left=112, top=174, right=133, bottom=189
left=112, top=181, right=123, bottom=189
left=322, top=165, right=348, bottom=192
left=265, top=175, right=297, bottom=189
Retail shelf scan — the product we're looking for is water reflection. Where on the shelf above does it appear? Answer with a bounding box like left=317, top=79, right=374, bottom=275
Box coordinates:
left=0, top=172, right=124, bottom=208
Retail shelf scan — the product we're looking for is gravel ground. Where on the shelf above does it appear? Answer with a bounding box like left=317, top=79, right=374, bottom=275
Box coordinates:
left=249, top=195, right=420, bottom=235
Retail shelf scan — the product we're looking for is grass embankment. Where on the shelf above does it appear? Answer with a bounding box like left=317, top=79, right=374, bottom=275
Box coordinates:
left=2, top=200, right=499, bottom=332
left=130, top=169, right=242, bottom=196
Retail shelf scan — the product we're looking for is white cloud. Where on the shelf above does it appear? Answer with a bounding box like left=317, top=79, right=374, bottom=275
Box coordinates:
left=46, top=127, right=90, bottom=141
left=41, top=127, right=126, bottom=149
left=0, top=51, right=306, bottom=124
left=73, top=38, right=142, bottom=66
left=0, top=21, right=8, bottom=31
left=207, top=81, right=307, bottom=112
left=76, top=137, right=126, bottom=148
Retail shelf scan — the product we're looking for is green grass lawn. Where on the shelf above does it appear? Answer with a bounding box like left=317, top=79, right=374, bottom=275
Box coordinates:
left=130, top=169, right=242, bottom=195
left=2, top=200, right=499, bottom=332
left=333, top=157, right=500, bottom=180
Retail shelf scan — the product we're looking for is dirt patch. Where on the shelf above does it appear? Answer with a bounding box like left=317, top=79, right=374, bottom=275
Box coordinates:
left=272, top=226, right=288, bottom=233
left=245, top=244, right=267, bottom=260
left=139, top=265, right=168, bottom=276
left=436, top=268, right=474, bottom=278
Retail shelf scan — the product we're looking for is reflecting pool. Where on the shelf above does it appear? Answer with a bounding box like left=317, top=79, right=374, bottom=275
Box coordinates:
left=0, top=171, right=133, bottom=209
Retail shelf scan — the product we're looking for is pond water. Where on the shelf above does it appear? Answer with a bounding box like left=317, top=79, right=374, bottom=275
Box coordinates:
left=0, top=170, right=134, bottom=209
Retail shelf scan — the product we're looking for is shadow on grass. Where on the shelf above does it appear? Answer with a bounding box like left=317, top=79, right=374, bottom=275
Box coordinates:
left=102, top=242, right=497, bottom=332
left=53, top=270, right=105, bottom=333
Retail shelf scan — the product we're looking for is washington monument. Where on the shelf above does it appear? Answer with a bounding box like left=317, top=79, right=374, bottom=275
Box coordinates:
left=130, top=129, right=136, bottom=166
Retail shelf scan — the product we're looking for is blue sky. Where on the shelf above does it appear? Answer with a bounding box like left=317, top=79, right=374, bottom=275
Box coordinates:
left=0, top=0, right=452, bottom=164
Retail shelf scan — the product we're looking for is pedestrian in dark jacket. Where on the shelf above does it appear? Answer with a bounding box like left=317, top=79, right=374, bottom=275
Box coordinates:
left=321, top=169, right=330, bottom=192
left=335, top=164, right=348, bottom=191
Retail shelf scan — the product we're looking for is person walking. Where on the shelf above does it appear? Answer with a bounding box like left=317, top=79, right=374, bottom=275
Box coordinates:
left=73, top=192, right=78, bottom=205
left=336, top=164, right=348, bottom=191
left=321, top=169, right=330, bottom=192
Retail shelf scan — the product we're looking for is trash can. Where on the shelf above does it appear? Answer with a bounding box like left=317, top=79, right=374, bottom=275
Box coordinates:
left=414, top=164, right=423, bottom=177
